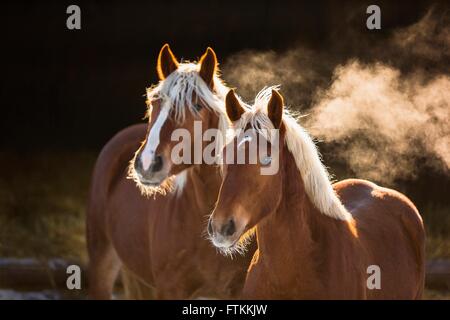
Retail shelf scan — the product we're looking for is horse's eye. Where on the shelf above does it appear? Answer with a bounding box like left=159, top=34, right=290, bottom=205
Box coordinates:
left=194, top=103, right=202, bottom=111
left=261, top=156, right=272, bottom=166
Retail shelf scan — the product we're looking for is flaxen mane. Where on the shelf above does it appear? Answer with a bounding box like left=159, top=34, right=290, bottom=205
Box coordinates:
left=128, top=62, right=231, bottom=197
left=145, top=62, right=229, bottom=123
left=234, top=86, right=352, bottom=221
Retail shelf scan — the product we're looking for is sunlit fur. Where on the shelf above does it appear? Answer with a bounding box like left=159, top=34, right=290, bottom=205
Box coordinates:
left=204, top=220, right=256, bottom=258
left=232, top=86, right=352, bottom=221
left=217, top=230, right=254, bottom=258
left=127, top=160, right=176, bottom=197
left=128, top=62, right=231, bottom=197
left=173, top=169, right=188, bottom=198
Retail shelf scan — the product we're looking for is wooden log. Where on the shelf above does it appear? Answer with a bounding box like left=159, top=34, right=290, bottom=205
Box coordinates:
left=0, top=258, right=449, bottom=291
left=0, top=258, right=86, bottom=290
left=425, top=259, right=450, bottom=290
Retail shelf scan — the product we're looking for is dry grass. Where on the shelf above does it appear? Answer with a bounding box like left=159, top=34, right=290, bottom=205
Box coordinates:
left=423, top=204, right=450, bottom=259
left=424, top=289, right=450, bottom=300
left=0, top=150, right=449, bottom=298
left=0, top=151, right=96, bottom=263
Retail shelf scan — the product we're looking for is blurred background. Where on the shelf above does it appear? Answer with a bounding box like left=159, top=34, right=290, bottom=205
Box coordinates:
left=0, top=0, right=449, bottom=298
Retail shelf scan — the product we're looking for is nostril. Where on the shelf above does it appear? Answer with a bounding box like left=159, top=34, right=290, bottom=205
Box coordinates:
left=222, top=219, right=236, bottom=237
left=207, top=219, right=213, bottom=236
left=150, top=155, right=163, bottom=173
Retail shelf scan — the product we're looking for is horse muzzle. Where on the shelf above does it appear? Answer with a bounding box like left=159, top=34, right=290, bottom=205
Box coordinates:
left=207, top=218, right=241, bottom=249
left=133, top=153, right=168, bottom=186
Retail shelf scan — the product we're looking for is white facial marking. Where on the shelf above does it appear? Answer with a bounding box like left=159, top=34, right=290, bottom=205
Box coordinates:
left=238, top=135, right=253, bottom=148
left=141, top=100, right=171, bottom=170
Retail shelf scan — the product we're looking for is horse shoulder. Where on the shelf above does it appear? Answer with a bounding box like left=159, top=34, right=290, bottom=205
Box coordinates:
left=243, top=249, right=274, bottom=299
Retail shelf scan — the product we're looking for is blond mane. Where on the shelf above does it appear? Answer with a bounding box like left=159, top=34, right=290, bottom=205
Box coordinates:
left=146, top=62, right=228, bottom=123
left=234, top=86, right=352, bottom=221
left=128, top=62, right=231, bottom=197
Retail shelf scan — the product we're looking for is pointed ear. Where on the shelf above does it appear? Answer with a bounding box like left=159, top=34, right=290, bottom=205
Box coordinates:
left=157, top=44, right=179, bottom=80
left=199, top=47, right=218, bottom=88
left=268, top=89, right=284, bottom=128
left=225, top=89, right=245, bottom=122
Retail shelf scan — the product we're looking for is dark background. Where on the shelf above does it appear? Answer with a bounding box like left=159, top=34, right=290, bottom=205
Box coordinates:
left=1, top=0, right=440, bottom=149
left=0, top=2, right=449, bottom=297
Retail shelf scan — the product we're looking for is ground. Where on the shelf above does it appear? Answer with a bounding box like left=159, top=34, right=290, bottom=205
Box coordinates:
left=0, top=150, right=449, bottom=298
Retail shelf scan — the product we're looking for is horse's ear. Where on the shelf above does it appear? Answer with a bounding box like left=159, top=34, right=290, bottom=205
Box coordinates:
left=226, top=89, right=245, bottom=122
left=268, top=89, right=284, bottom=128
left=157, top=44, right=179, bottom=80
left=199, top=47, right=218, bottom=88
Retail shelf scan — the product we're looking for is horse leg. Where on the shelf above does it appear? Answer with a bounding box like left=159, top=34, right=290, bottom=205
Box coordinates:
left=87, top=236, right=121, bottom=299
left=87, top=212, right=122, bottom=299
left=121, top=267, right=157, bottom=300
left=88, top=247, right=122, bottom=299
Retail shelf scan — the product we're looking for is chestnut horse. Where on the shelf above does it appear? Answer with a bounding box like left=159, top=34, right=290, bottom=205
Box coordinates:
left=208, top=87, right=425, bottom=299
left=86, top=45, right=254, bottom=299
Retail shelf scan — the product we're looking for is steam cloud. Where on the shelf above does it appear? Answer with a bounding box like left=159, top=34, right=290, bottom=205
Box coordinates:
left=222, top=8, right=450, bottom=184
left=306, top=61, right=450, bottom=183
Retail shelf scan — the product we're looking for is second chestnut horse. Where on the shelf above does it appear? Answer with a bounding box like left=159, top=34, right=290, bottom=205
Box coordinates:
left=208, top=87, right=425, bottom=299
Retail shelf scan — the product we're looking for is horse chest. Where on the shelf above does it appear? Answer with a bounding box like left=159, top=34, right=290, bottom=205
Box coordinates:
left=151, top=202, right=217, bottom=265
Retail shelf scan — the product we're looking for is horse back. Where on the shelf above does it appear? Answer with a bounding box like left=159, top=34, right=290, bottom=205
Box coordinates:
left=334, top=179, right=425, bottom=299
left=87, top=124, right=146, bottom=228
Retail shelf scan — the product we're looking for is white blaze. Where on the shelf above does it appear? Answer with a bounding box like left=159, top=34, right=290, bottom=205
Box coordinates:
left=141, top=101, right=171, bottom=170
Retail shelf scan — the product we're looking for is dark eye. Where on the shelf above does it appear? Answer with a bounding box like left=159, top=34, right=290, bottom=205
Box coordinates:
left=194, top=103, right=202, bottom=111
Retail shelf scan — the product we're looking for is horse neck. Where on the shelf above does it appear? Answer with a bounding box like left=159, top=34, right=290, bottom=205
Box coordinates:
left=186, top=163, right=222, bottom=206
left=180, top=113, right=224, bottom=212
left=255, top=144, right=330, bottom=291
